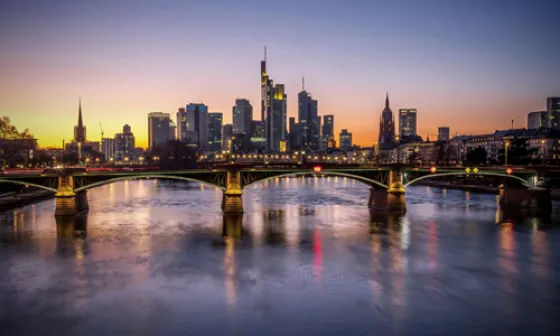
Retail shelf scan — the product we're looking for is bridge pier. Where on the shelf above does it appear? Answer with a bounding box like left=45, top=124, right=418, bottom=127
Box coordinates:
left=369, top=168, right=406, bottom=212
left=499, top=185, right=552, bottom=213
left=55, top=175, right=78, bottom=216
left=222, top=170, right=244, bottom=213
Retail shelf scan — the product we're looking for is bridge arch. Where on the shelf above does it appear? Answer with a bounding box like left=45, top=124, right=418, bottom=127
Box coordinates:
left=0, top=178, right=57, bottom=193
left=404, top=171, right=533, bottom=188
left=75, top=174, right=225, bottom=192
left=243, top=171, right=390, bottom=189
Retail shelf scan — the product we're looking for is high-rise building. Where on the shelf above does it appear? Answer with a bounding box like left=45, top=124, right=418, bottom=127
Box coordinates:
left=148, top=112, right=170, bottom=151
left=289, top=117, right=301, bottom=150
left=378, top=93, right=396, bottom=150
left=298, top=83, right=320, bottom=150
left=528, top=111, right=548, bottom=129
left=340, top=129, right=353, bottom=152
left=114, top=124, right=135, bottom=160
left=74, top=99, right=87, bottom=142
left=186, top=103, right=209, bottom=150
left=176, top=107, right=188, bottom=141
left=101, top=138, right=114, bottom=160
left=223, top=124, right=233, bottom=151
left=322, top=115, right=334, bottom=150
left=250, top=120, right=265, bottom=151
left=399, top=109, right=417, bottom=137
left=270, top=84, right=287, bottom=151
left=169, top=120, right=176, bottom=140
left=207, top=112, right=223, bottom=152
left=232, top=99, right=253, bottom=135
left=437, top=127, right=450, bottom=141
left=547, top=97, right=560, bottom=129
left=261, top=47, right=274, bottom=151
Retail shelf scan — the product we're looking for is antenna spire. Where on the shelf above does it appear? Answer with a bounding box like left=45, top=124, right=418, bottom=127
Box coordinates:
left=264, top=46, right=267, bottom=62
left=302, top=76, right=305, bottom=91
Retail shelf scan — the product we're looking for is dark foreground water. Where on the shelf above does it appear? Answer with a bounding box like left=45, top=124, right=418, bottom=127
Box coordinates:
left=1, top=177, right=560, bottom=335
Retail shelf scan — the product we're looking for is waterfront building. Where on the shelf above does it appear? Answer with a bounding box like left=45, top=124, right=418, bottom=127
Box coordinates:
left=114, top=124, right=135, bottom=160
left=378, top=93, right=396, bottom=150
left=528, top=111, right=548, bottom=129
left=438, top=127, right=450, bottom=141
left=223, top=124, right=233, bottom=151
left=322, top=115, right=334, bottom=150
left=547, top=97, right=560, bottom=128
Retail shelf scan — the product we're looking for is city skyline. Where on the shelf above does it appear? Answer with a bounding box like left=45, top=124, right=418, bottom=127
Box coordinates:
left=1, top=0, right=559, bottom=148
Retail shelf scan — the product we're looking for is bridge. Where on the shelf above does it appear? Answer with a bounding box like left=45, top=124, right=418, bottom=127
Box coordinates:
left=0, top=164, right=553, bottom=216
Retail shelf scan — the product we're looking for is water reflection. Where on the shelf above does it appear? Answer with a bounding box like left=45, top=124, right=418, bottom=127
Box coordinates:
left=1, top=179, right=560, bottom=335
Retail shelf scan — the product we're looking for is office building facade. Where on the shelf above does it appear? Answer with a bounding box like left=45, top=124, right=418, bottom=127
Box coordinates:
left=186, top=103, right=208, bottom=150
left=399, top=109, right=417, bottom=137
left=547, top=97, right=560, bottom=129
left=207, top=112, right=223, bottom=152
left=148, top=112, right=170, bottom=151
left=340, top=129, right=353, bottom=152
left=322, top=115, right=334, bottom=150
left=528, top=111, right=548, bottom=129
left=233, top=99, right=253, bottom=135
left=438, top=127, right=450, bottom=141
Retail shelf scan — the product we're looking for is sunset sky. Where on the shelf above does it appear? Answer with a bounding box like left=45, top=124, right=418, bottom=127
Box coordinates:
left=1, top=0, right=559, bottom=149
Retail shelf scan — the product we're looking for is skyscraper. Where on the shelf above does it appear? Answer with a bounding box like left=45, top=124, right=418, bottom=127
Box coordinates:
left=399, top=109, right=417, bottom=137
left=176, top=107, right=187, bottom=141
left=261, top=47, right=274, bottom=151
left=223, top=124, right=233, bottom=151
left=232, top=99, right=253, bottom=135
left=527, top=111, right=548, bottom=129
left=207, top=112, right=223, bottom=152
left=322, top=115, right=334, bottom=150
left=74, top=99, right=86, bottom=142
left=298, top=82, right=320, bottom=150
left=437, top=127, right=450, bottom=141
left=340, top=129, right=353, bottom=152
left=271, top=84, right=287, bottom=151
left=186, top=103, right=209, bottom=150
left=547, top=97, right=560, bottom=128
left=114, top=124, right=135, bottom=160
left=148, top=112, right=170, bottom=151
left=378, top=93, right=396, bottom=150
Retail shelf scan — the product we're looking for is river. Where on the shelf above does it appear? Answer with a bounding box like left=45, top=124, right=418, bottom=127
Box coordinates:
left=1, top=177, right=559, bottom=335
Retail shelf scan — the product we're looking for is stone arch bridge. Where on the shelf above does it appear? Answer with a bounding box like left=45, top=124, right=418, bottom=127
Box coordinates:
left=0, top=165, right=551, bottom=216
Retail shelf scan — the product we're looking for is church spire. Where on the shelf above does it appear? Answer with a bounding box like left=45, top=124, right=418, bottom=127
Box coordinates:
left=385, top=92, right=390, bottom=108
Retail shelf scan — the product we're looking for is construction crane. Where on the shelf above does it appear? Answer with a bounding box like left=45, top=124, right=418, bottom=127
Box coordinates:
left=99, top=122, right=104, bottom=140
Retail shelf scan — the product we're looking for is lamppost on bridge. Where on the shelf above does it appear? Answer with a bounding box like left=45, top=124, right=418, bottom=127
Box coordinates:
left=504, top=141, right=510, bottom=166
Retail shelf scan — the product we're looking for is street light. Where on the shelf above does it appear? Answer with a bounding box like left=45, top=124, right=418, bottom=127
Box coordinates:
left=504, top=141, right=510, bottom=165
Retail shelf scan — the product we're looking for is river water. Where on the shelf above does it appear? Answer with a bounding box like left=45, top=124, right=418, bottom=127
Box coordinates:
left=0, top=177, right=559, bottom=335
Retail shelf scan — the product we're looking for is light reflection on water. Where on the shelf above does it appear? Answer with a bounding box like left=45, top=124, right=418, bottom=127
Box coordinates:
left=0, top=178, right=560, bottom=335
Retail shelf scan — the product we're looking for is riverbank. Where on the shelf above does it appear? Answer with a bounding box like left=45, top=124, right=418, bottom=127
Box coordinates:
left=0, top=190, right=55, bottom=212
left=417, top=180, right=560, bottom=200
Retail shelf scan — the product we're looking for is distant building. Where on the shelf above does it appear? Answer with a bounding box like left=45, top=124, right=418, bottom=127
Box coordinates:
left=250, top=120, right=265, bottom=151
left=322, top=115, right=334, bottom=150
left=289, top=117, right=302, bottom=150
left=148, top=112, right=170, bottom=151
left=176, top=107, right=188, bottom=142
left=399, top=109, right=417, bottom=137
left=528, top=111, right=548, bottom=129
left=298, top=87, right=320, bottom=150
left=186, top=103, right=208, bottom=150
left=232, top=99, right=253, bottom=135
left=223, top=124, right=233, bottom=151
left=270, top=84, right=287, bottom=151
left=169, top=120, right=176, bottom=140
left=207, top=112, right=223, bottom=152
left=547, top=97, right=560, bottom=128
left=114, top=124, right=135, bottom=160
left=378, top=93, right=396, bottom=150
left=340, top=129, right=353, bottom=152
left=438, top=127, right=450, bottom=141
left=74, top=99, right=87, bottom=142
left=101, top=138, right=115, bottom=160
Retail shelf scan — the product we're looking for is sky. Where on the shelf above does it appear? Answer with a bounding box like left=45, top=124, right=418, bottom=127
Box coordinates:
left=0, top=0, right=559, bottom=149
